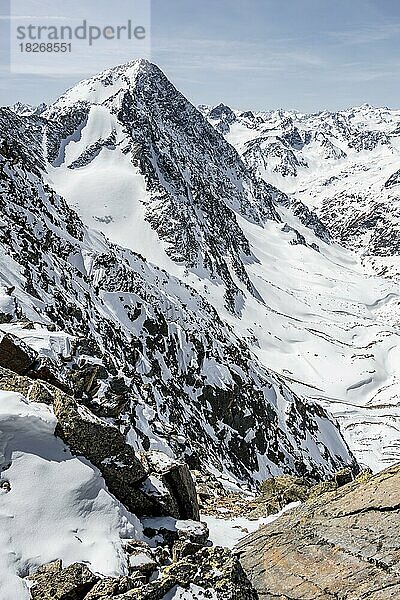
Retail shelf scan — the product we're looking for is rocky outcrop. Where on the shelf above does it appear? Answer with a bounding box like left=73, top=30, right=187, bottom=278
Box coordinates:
left=0, top=334, right=36, bottom=374
left=52, top=391, right=157, bottom=515
left=84, top=577, right=138, bottom=599
left=53, top=392, right=200, bottom=518
left=385, top=168, right=400, bottom=188
left=140, top=451, right=200, bottom=520
left=28, top=562, right=98, bottom=600
left=247, top=467, right=357, bottom=518
left=27, top=547, right=258, bottom=600
left=0, top=333, right=69, bottom=391
left=237, top=464, right=400, bottom=599
left=0, top=365, right=57, bottom=404
left=125, top=547, right=258, bottom=600
left=0, top=366, right=199, bottom=519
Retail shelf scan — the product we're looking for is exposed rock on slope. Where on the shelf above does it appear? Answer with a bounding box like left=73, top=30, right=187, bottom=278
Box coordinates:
left=237, top=464, right=400, bottom=599
left=42, top=59, right=282, bottom=311
left=27, top=548, right=258, bottom=600
left=201, top=101, right=400, bottom=472
left=0, top=365, right=198, bottom=519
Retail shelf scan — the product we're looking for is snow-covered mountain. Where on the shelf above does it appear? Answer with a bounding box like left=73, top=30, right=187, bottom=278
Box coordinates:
left=0, top=61, right=359, bottom=491
left=27, top=59, right=399, bottom=472
left=200, top=102, right=400, bottom=279
left=9, top=101, right=47, bottom=117
left=200, top=101, right=400, bottom=470
left=3, top=60, right=399, bottom=472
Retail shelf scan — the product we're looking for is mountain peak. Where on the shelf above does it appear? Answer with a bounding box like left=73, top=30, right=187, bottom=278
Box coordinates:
left=47, top=59, right=165, bottom=110
left=9, top=101, right=47, bottom=117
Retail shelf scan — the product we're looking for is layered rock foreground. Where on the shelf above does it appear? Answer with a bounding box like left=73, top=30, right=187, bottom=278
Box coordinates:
left=237, top=464, right=400, bottom=599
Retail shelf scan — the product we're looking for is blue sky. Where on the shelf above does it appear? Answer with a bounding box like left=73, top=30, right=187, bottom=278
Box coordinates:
left=1, top=0, right=400, bottom=111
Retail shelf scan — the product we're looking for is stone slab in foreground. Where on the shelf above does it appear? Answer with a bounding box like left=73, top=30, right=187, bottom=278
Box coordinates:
left=236, top=464, right=400, bottom=600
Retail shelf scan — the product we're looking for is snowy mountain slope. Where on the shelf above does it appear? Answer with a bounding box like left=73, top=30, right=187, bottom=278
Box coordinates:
left=40, top=60, right=289, bottom=313
left=200, top=103, right=400, bottom=280
left=0, top=106, right=356, bottom=488
left=234, top=210, right=400, bottom=472
left=13, top=60, right=397, bottom=471
left=200, top=102, right=400, bottom=469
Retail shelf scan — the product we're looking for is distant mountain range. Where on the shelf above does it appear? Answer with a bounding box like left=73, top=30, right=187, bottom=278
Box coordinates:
left=200, top=102, right=400, bottom=279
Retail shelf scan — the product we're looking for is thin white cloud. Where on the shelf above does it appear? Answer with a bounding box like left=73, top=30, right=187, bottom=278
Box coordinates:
left=328, top=22, right=400, bottom=45
left=153, top=37, right=326, bottom=74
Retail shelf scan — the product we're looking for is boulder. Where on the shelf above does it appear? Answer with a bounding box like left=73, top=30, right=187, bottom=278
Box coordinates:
left=0, top=334, right=36, bottom=374
left=0, top=336, right=68, bottom=391
left=34, top=559, right=62, bottom=575
left=29, top=540, right=258, bottom=600
left=83, top=576, right=135, bottom=599
left=28, top=561, right=98, bottom=600
left=307, top=466, right=360, bottom=501
left=0, top=366, right=55, bottom=404
left=122, top=540, right=158, bottom=578
left=107, top=547, right=258, bottom=600
left=140, top=451, right=200, bottom=520
left=236, top=464, right=400, bottom=600
left=29, top=547, right=258, bottom=600
left=52, top=392, right=152, bottom=515
left=332, top=466, right=353, bottom=487
left=171, top=539, right=204, bottom=561
left=306, top=479, right=336, bottom=501
left=142, top=517, right=209, bottom=550
left=247, top=474, right=310, bottom=518
left=161, top=546, right=258, bottom=599
left=249, top=468, right=359, bottom=518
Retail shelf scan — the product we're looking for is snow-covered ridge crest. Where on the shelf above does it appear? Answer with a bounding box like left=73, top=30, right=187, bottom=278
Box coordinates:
left=46, top=58, right=156, bottom=109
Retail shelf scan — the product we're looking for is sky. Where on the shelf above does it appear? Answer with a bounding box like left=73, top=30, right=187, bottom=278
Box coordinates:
left=1, top=0, right=400, bottom=111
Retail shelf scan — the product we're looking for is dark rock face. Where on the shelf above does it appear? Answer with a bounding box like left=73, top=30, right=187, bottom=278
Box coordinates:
left=208, top=103, right=237, bottom=134
left=385, top=168, right=400, bottom=188
left=348, top=129, right=390, bottom=151
left=141, top=451, right=200, bottom=520
left=0, top=334, right=36, bottom=374
left=237, top=464, right=400, bottom=600
left=319, top=193, right=400, bottom=262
